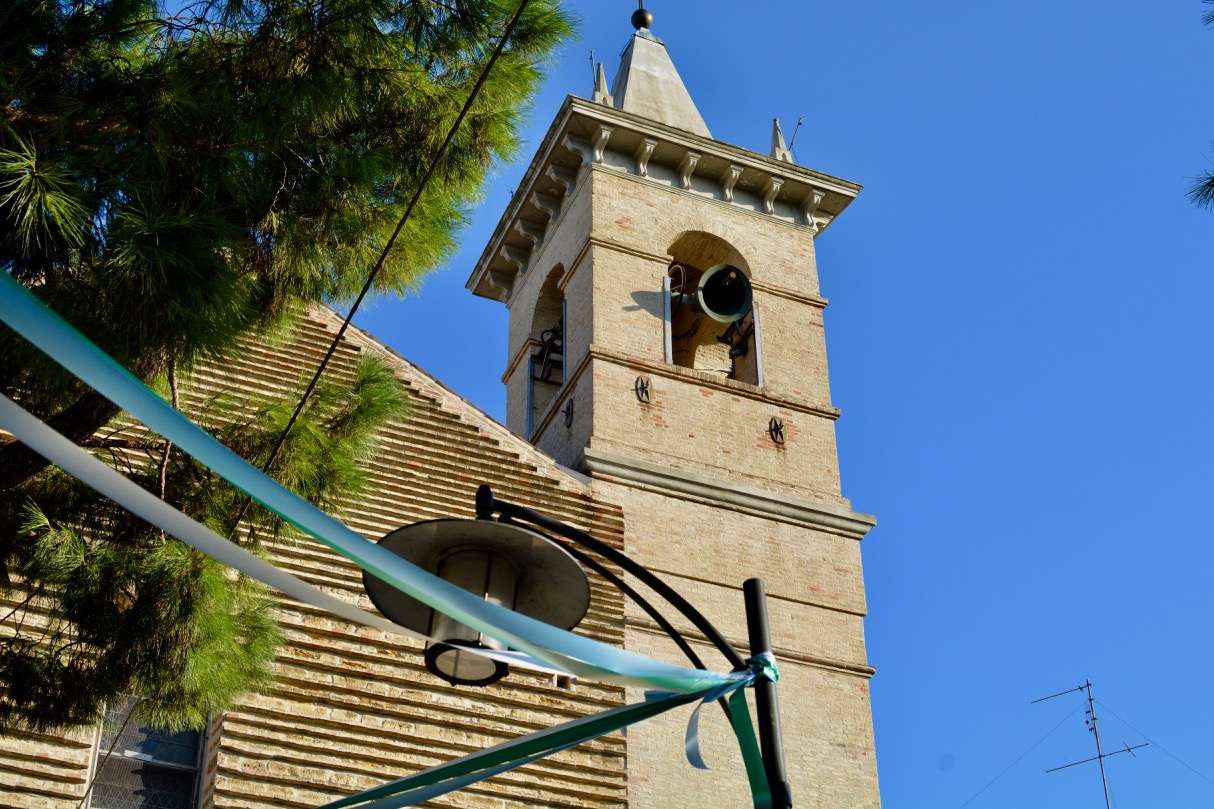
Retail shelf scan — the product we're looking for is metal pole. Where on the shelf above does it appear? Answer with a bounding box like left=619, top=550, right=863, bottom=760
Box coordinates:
left=744, top=578, right=792, bottom=809
left=1086, top=679, right=1112, bottom=809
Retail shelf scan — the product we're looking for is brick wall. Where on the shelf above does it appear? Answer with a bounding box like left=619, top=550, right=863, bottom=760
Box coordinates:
left=495, top=128, right=881, bottom=808
left=0, top=308, right=635, bottom=809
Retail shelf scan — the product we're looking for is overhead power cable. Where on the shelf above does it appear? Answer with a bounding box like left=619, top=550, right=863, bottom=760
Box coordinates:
left=229, top=0, right=533, bottom=532
left=1096, top=700, right=1214, bottom=790
left=957, top=702, right=1082, bottom=809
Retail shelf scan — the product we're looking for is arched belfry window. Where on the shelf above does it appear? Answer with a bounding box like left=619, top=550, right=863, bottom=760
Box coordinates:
left=663, top=234, right=762, bottom=386
left=527, top=266, right=565, bottom=437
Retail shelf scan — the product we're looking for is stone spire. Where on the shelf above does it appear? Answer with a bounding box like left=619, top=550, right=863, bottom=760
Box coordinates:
left=592, top=61, right=613, bottom=105
left=609, top=4, right=711, bottom=137
left=771, top=118, right=795, bottom=163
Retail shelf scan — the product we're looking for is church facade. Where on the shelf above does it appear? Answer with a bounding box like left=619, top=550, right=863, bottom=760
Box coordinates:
left=0, top=12, right=880, bottom=809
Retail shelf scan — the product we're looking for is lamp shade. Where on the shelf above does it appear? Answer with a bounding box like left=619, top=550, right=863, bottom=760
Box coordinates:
left=362, top=519, right=591, bottom=686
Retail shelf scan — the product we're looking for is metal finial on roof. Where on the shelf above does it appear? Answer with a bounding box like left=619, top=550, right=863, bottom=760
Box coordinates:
left=631, top=1, right=653, bottom=31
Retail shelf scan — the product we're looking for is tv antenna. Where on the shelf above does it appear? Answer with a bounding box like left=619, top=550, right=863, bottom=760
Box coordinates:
left=1032, top=679, right=1147, bottom=809
left=787, top=116, right=804, bottom=152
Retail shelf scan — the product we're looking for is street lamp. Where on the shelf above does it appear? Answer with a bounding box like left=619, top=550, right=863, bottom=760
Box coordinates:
left=362, top=518, right=591, bottom=686
left=363, top=484, right=792, bottom=809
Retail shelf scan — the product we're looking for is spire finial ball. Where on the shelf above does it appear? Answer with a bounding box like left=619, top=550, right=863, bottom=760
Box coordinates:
left=631, top=6, right=653, bottom=30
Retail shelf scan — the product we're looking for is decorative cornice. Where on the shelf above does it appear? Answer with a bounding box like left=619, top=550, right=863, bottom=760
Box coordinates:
left=586, top=345, right=841, bottom=420
left=761, top=175, right=785, bottom=215
left=720, top=163, right=743, bottom=202
left=467, top=95, right=862, bottom=303
left=802, top=187, right=827, bottom=235
left=633, top=137, right=658, bottom=177
left=580, top=446, right=876, bottom=539
left=677, top=150, right=700, bottom=190
left=768, top=648, right=876, bottom=678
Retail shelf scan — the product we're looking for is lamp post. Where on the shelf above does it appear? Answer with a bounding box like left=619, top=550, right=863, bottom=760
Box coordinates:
left=363, top=484, right=792, bottom=809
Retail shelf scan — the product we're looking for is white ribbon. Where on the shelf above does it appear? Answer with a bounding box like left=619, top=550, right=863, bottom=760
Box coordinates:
left=0, top=272, right=746, bottom=692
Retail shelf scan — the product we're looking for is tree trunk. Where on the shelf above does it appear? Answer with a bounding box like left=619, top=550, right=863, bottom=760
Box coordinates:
left=0, top=389, right=123, bottom=490
left=0, top=355, right=168, bottom=490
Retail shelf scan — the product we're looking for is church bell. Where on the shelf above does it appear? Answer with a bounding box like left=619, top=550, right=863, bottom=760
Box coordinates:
left=692, top=263, right=752, bottom=323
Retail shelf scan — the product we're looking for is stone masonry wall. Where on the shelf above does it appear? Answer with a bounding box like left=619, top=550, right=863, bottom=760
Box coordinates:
left=512, top=148, right=880, bottom=808
left=0, top=308, right=634, bottom=809
left=579, top=166, right=846, bottom=503
left=194, top=310, right=633, bottom=809
left=593, top=476, right=880, bottom=809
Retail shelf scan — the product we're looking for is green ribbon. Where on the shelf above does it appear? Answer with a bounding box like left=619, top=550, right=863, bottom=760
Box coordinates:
left=1, top=389, right=775, bottom=808
left=318, top=690, right=702, bottom=808
left=730, top=687, right=775, bottom=809
left=747, top=651, right=780, bottom=683
left=318, top=682, right=775, bottom=809
left=0, top=271, right=778, bottom=808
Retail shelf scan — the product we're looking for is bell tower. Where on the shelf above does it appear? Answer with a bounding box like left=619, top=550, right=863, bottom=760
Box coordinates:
left=468, top=9, right=880, bottom=808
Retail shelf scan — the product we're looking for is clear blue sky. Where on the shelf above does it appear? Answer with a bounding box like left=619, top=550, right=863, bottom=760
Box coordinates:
left=356, top=3, right=1214, bottom=807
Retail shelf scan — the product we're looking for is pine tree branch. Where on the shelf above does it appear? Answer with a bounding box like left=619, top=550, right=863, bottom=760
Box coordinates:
left=0, top=391, right=122, bottom=490
left=79, top=437, right=161, bottom=451
left=0, top=587, right=41, bottom=628
left=158, top=361, right=179, bottom=501
left=1188, top=169, right=1214, bottom=210
left=0, top=0, right=573, bottom=732
left=0, top=355, right=168, bottom=490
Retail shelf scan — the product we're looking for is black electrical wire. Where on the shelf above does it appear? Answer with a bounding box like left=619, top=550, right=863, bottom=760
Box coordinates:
left=494, top=512, right=740, bottom=730
left=957, top=703, right=1082, bottom=809
left=229, top=0, right=533, bottom=533
left=1096, top=700, right=1214, bottom=790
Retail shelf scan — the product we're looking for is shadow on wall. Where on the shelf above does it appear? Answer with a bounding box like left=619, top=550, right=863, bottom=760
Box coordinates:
left=626, top=290, right=666, bottom=316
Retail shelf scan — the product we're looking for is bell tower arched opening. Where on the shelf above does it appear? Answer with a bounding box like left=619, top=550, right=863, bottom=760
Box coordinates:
left=664, top=232, right=762, bottom=386
left=526, top=265, right=565, bottom=437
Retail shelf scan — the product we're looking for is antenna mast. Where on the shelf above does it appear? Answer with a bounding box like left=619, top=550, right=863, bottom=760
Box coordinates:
left=787, top=116, right=804, bottom=152
left=1033, top=679, right=1147, bottom=809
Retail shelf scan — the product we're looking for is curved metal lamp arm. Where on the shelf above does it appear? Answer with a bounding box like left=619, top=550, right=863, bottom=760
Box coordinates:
left=551, top=538, right=738, bottom=731
left=477, top=485, right=747, bottom=672
left=502, top=523, right=709, bottom=672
